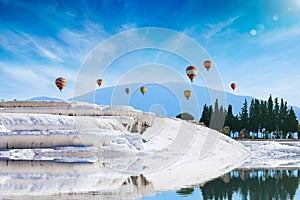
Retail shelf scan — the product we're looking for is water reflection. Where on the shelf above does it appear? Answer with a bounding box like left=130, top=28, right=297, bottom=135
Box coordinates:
left=0, top=160, right=154, bottom=199
left=176, top=187, right=195, bottom=197
left=176, top=169, right=300, bottom=200
left=2, top=159, right=299, bottom=199
left=122, top=174, right=154, bottom=196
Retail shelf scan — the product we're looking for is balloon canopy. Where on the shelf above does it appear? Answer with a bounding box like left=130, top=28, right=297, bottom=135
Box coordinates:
left=231, top=83, right=237, bottom=90
left=185, top=66, right=198, bottom=82
left=55, top=77, right=67, bottom=92
left=96, top=79, right=103, bottom=87
left=140, top=86, right=147, bottom=95
left=184, top=90, right=192, bottom=100
left=203, top=60, right=212, bottom=71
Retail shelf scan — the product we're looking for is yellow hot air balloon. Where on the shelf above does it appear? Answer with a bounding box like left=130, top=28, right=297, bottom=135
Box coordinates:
left=140, top=86, right=147, bottom=96
left=55, top=77, right=67, bottom=92
left=184, top=90, right=192, bottom=100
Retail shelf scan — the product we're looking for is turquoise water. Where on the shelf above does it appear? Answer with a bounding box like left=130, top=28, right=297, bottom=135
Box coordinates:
left=140, top=169, right=300, bottom=200
left=0, top=160, right=299, bottom=199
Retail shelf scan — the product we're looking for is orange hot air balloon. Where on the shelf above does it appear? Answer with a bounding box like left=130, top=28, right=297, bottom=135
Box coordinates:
left=203, top=60, right=212, bottom=71
left=140, top=86, right=147, bottom=96
left=55, top=77, right=66, bottom=92
left=231, top=83, right=237, bottom=91
left=186, top=66, right=198, bottom=82
left=125, top=88, right=130, bottom=94
left=184, top=90, right=192, bottom=100
left=96, top=79, right=103, bottom=87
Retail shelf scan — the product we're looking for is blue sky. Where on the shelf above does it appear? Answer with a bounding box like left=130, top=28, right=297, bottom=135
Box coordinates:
left=0, top=0, right=300, bottom=106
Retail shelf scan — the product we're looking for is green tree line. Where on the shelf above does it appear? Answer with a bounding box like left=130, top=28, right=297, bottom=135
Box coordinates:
left=200, top=95, right=299, bottom=139
left=176, top=169, right=300, bottom=199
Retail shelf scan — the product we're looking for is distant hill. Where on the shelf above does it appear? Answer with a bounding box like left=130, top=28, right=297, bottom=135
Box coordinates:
left=72, top=82, right=300, bottom=121
left=28, top=96, right=63, bottom=101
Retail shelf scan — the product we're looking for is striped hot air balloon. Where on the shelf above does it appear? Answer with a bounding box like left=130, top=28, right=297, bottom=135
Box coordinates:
left=55, top=77, right=67, bottom=92
left=185, top=66, right=198, bottom=82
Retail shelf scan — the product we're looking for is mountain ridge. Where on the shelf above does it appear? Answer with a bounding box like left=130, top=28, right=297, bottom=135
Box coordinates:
left=69, top=82, right=300, bottom=120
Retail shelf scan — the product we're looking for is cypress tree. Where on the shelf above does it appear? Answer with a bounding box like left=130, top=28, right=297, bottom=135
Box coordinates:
left=219, top=105, right=226, bottom=128
left=211, top=99, right=224, bottom=131
left=239, top=99, right=249, bottom=131
left=248, top=99, right=260, bottom=138
left=220, top=105, right=225, bottom=117
left=274, top=97, right=280, bottom=132
left=208, top=105, right=213, bottom=127
left=225, top=105, right=239, bottom=136
left=249, top=99, right=256, bottom=135
left=225, top=105, right=234, bottom=130
left=260, top=100, right=267, bottom=138
left=214, top=99, right=219, bottom=115
left=254, top=99, right=261, bottom=134
left=200, top=104, right=211, bottom=127
left=280, top=99, right=288, bottom=137
left=200, top=104, right=207, bottom=122
left=286, top=107, right=298, bottom=137
left=266, top=95, right=276, bottom=135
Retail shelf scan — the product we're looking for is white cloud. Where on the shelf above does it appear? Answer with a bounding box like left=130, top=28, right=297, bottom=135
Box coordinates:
left=0, top=20, right=108, bottom=65
left=0, top=30, right=64, bottom=62
left=0, top=30, right=30, bottom=54
left=57, top=20, right=108, bottom=63
left=200, top=16, right=240, bottom=39
left=257, top=25, right=300, bottom=45
left=1, top=67, right=50, bottom=86
left=119, top=23, right=137, bottom=32
left=22, top=33, right=64, bottom=62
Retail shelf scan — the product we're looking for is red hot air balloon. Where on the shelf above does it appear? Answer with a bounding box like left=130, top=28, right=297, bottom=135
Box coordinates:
left=203, top=60, right=212, bottom=71
left=55, top=77, right=67, bottom=92
left=185, top=66, right=198, bottom=82
left=231, top=83, right=237, bottom=91
left=96, top=79, right=103, bottom=87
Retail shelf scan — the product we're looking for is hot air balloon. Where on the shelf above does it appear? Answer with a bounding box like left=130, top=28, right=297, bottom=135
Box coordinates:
left=231, top=83, right=236, bottom=91
left=96, top=79, right=103, bottom=87
left=184, top=90, right=192, bottom=100
left=140, top=86, right=147, bottom=96
left=125, top=88, right=130, bottom=94
left=55, top=77, right=66, bottom=92
left=186, top=66, right=198, bottom=82
left=203, top=60, right=212, bottom=71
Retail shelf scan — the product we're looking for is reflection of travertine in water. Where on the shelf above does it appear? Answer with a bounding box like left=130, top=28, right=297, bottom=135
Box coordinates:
left=121, top=174, right=154, bottom=196
left=0, top=160, right=155, bottom=199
